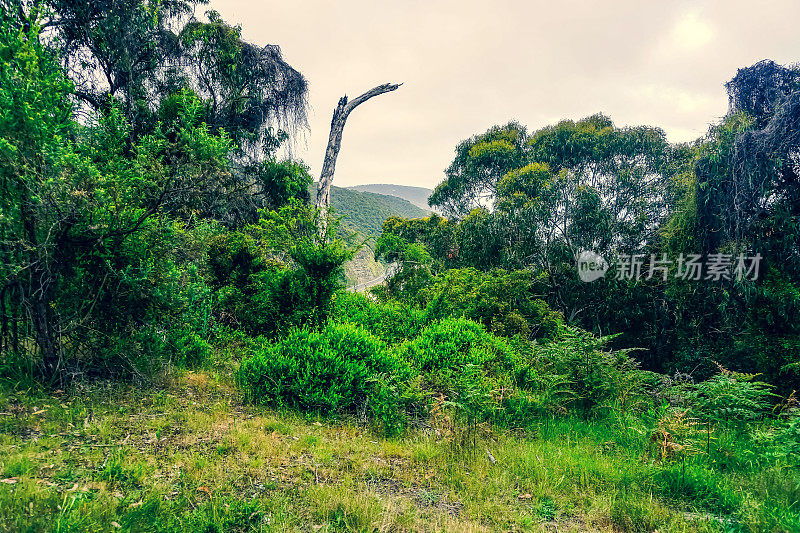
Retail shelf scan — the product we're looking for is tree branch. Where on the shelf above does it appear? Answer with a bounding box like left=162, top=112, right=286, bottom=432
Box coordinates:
left=315, top=82, right=402, bottom=217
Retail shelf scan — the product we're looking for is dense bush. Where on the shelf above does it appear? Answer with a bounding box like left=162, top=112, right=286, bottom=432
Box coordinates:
left=386, top=268, right=565, bottom=341
left=374, top=62, right=800, bottom=397
left=398, top=317, right=519, bottom=377
left=206, top=203, right=354, bottom=339
left=238, top=323, right=419, bottom=433
left=669, top=366, right=777, bottom=429
left=332, top=292, right=427, bottom=346
left=237, top=313, right=650, bottom=430
left=396, top=318, right=544, bottom=425
left=0, top=9, right=313, bottom=382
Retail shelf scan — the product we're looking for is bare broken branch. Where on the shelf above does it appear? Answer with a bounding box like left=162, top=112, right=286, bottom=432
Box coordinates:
left=315, top=83, right=402, bottom=221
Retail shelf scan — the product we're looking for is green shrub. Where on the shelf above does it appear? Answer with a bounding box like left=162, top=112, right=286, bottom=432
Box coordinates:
left=395, top=318, right=524, bottom=424
left=771, top=412, right=800, bottom=469
left=208, top=234, right=318, bottom=338
left=238, top=323, right=418, bottom=430
left=419, top=269, right=564, bottom=340
left=332, top=292, right=427, bottom=345
left=397, top=317, right=520, bottom=377
left=172, top=328, right=212, bottom=366
left=209, top=205, right=355, bottom=338
left=678, top=366, right=776, bottom=429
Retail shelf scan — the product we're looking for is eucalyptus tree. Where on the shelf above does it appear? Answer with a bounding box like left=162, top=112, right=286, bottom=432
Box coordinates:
left=0, top=2, right=311, bottom=378
left=9, top=1, right=309, bottom=226
left=524, top=114, right=679, bottom=257
left=429, top=122, right=528, bottom=219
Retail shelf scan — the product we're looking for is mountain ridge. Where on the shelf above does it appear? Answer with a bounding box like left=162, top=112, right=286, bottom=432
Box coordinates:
left=309, top=183, right=429, bottom=238
left=347, top=183, right=437, bottom=213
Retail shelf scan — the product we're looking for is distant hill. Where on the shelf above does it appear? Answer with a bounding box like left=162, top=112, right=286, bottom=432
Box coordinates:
left=309, top=184, right=429, bottom=238
left=309, top=184, right=430, bottom=287
left=348, top=184, right=436, bottom=214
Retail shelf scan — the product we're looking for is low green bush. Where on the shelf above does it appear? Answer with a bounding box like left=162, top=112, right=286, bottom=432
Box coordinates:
left=682, top=367, right=776, bottom=429
left=172, top=328, right=212, bottom=366
left=397, top=317, right=520, bottom=377
left=332, top=292, right=427, bottom=345
left=238, top=322, right=419, bottom=434
left=390, top=317, right=643, bottom=425
left=94, top=323, right=211, bottom=379
left=532, top=327, right=649, bottom=417
left=395, top=318, right=527, bottom=424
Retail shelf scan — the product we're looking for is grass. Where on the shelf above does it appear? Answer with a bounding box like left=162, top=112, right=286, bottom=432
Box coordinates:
left=0, top=369, right=797, bottom=532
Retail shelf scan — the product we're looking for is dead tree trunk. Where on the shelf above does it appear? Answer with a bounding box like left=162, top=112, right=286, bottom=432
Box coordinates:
left=315, top=82, right=402, bottom=232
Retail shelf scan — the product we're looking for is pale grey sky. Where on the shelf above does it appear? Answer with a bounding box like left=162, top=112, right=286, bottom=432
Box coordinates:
left=210, top=0, right=800, bottom=189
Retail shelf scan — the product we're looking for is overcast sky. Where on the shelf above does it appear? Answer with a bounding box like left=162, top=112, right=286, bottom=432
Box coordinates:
left=209, top=0, right=800, bottom=190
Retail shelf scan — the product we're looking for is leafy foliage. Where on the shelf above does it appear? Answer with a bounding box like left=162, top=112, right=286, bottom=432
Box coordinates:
left=532, top=328, right=648, bottom=417
left=0, top=6, right=314, bottom=380
left=238, top=322, right=418, bottom=434
left=380, top=60, right=800, bottom=394
left=683, top=366, right=776, bottom=428
left=398, top=317, right=519, bottom=379
left=419, top=268, right=564, bottom=340
left=429, top=122, right=528, bottom=218
left=0, top=21, right=232, bottom=377
left=331, top=292, right=426, bottom=346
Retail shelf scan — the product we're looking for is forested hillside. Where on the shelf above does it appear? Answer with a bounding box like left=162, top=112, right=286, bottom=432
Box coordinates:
left=310, top=184, right=429, bottom=238
left=348, top=184, right=436, bottom=213
left=308, top=184, right=428, bottom=286
left=0, top=2, right=799, bottom=532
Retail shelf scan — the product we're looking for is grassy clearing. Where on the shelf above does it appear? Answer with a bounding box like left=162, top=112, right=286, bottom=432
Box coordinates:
left=0, top=369, right=795, bottom=532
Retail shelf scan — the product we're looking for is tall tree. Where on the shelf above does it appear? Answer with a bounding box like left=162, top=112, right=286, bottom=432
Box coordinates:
left=0, top=4, right=310, bottom=378
left=9, top=1, right=309, bottom=225
left=429, top=122, right=527, bottom=219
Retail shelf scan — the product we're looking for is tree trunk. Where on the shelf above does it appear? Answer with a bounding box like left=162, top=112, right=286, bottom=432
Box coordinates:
left=33, top=294, right=60, bottom=374
left=315, top=82, right=402, bottom=232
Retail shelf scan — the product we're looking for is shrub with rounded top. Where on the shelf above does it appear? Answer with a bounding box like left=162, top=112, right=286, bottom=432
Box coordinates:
left=332, top=292, right=426, bottom=346
left=396, top=317, right=520, bottom=377
left=238, top=322, right=415, bottom=416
